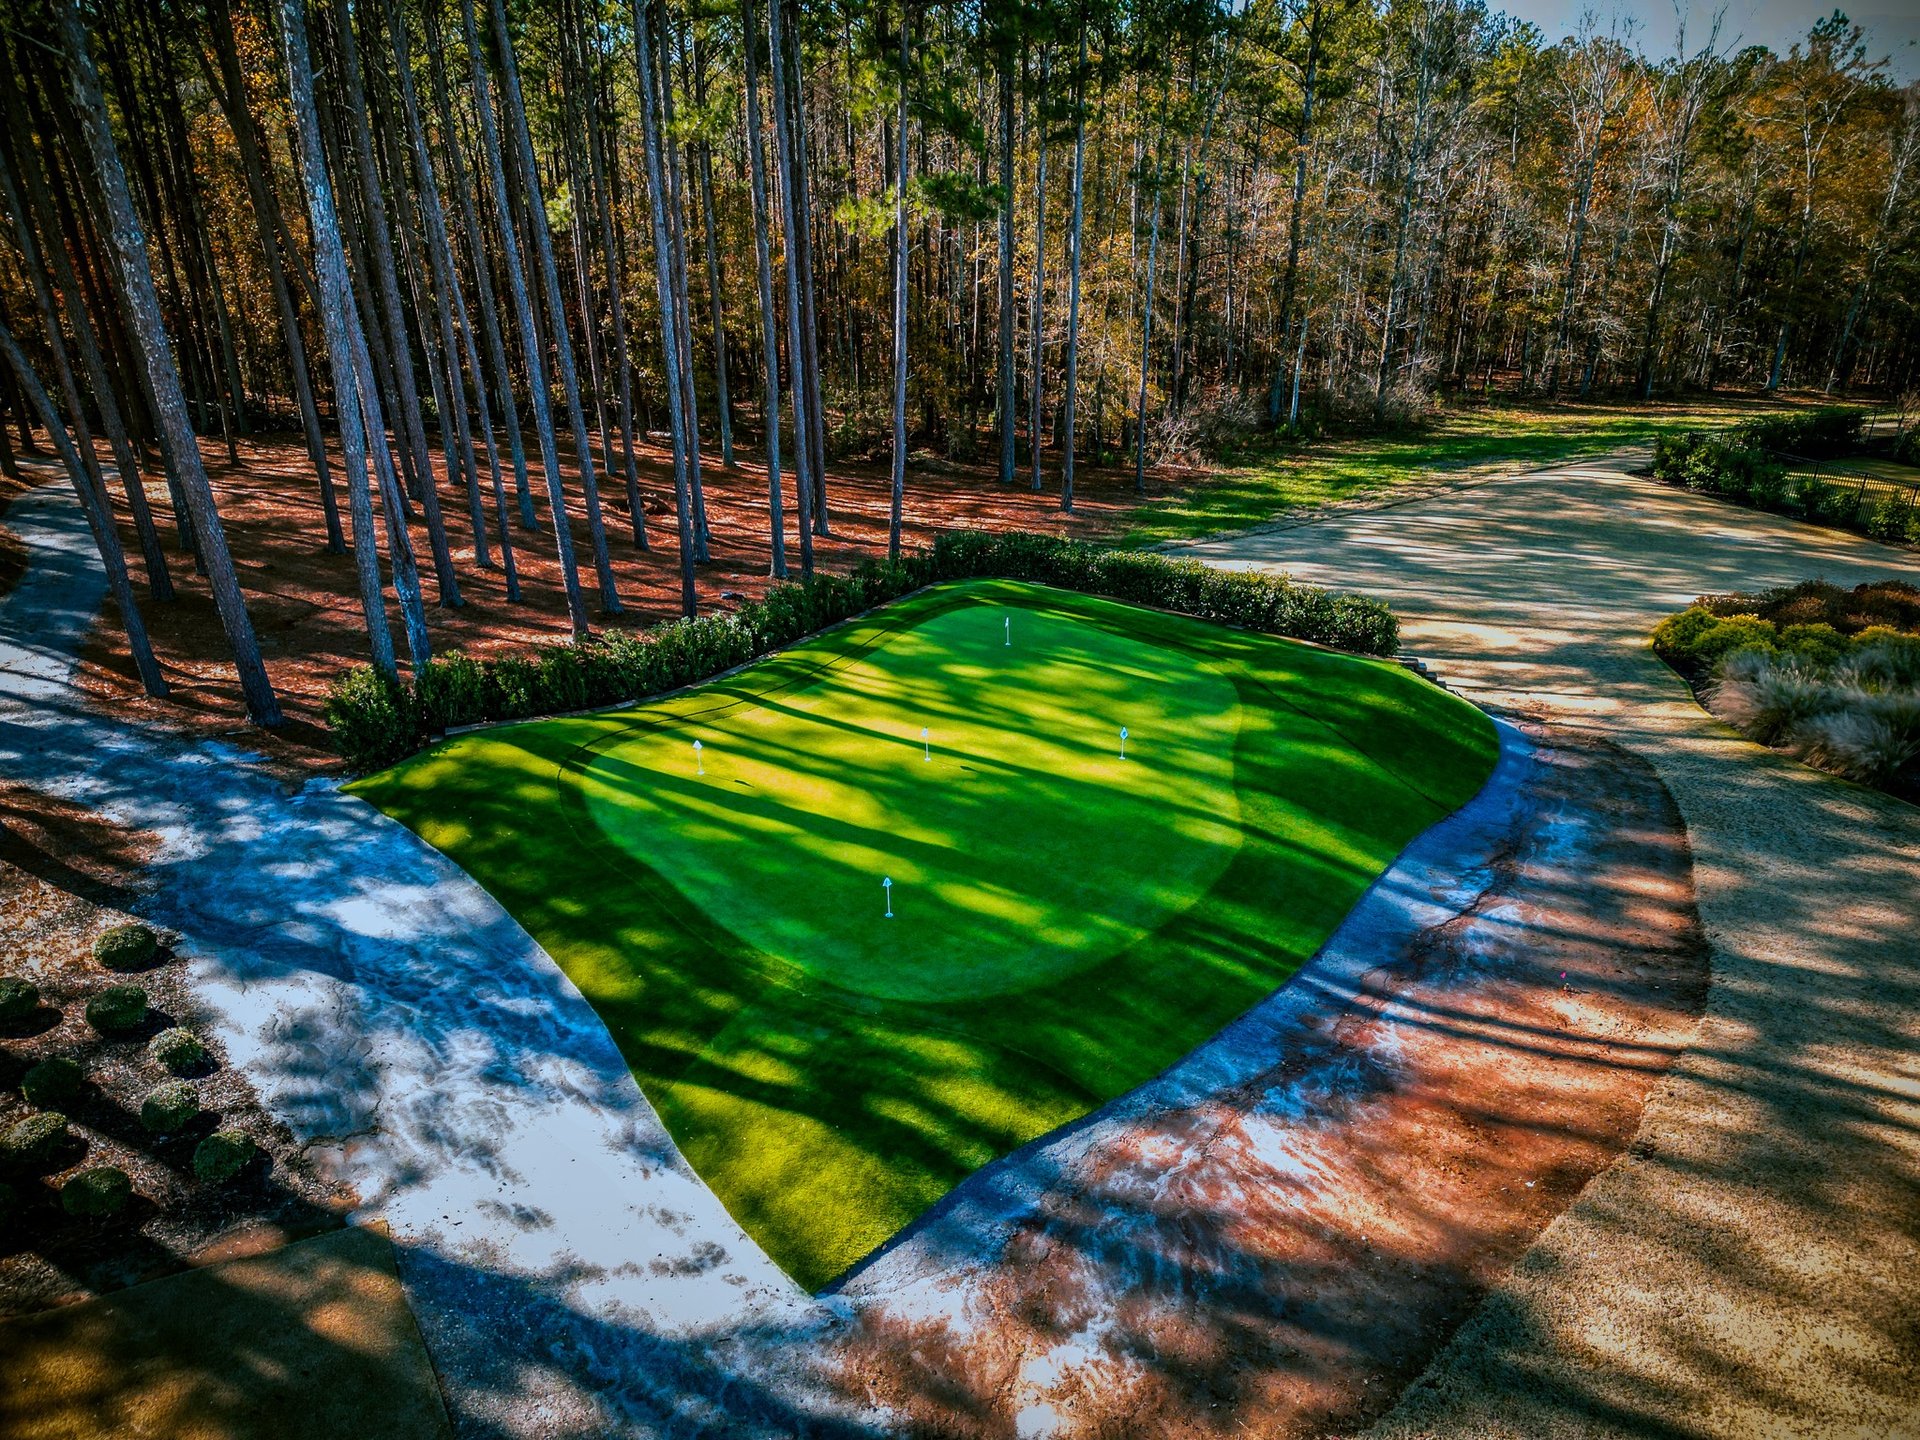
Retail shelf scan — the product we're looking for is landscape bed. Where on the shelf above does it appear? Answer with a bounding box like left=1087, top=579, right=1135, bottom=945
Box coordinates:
left=350, top=579, right=1498, bottom=1288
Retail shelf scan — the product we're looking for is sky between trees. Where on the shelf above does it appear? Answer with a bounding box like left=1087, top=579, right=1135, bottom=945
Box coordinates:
left=0, top=0, right=1914, bottom=725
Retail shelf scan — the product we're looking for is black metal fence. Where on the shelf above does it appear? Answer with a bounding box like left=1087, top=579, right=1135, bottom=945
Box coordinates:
left=1769, top=445, right=1920, bottom=541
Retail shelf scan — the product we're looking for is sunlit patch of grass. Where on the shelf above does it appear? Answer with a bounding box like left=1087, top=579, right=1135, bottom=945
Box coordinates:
left=350, top=580, right=1498, bottom=1289
left=1125, top=397, right=1769, bottom=547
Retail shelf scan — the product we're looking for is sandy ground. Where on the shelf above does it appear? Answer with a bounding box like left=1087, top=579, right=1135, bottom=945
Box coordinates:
left=0, top=1225, right=451, bottom=1439
left=1184, top=455, right=1920, bottom=1439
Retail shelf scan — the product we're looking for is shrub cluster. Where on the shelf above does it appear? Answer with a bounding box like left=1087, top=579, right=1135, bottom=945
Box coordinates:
left=140, top=1080, right=199, bottom=1134
left=22, top=1057, right=83, bottom=1110
left=1732, top=407, right=1867, bottom=456
left=61, top=1166, right=132, bottom=1219
left=148, top=1027, right=209, bottom=1076
left=327, top=532, right=1401, bottom=773
left=0, top=976, right=40, bottom=1025
left=1651, top=409, right=1917, bottom=544
left=92, top=923, right=159, bottom=972
left=193, top=1129, right=257, bottom=1184
left=1653, top=585, right=1920, bottom=794
left=1692, top=578, right=1920, bottom=637
left=84, top=984, right=149, bottom=1035
left=1, top=1112, right=70, bottom=1172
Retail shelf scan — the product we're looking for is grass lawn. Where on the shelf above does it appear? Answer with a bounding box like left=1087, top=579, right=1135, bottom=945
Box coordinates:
left=1125, top=396, right=1772, bottom=547
left=350, top=580, right=1498, bottom=1289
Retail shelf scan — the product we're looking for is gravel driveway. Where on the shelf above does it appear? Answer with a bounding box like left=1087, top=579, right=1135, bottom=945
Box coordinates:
left=1179, top=453, right=1920, bottom=1439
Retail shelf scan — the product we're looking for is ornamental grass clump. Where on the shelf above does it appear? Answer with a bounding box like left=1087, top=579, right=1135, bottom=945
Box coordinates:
left=1656, top=585, right=1920, bottom=795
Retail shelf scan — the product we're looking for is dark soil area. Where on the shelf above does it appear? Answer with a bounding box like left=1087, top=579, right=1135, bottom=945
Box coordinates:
left=0, top=783, right=348, bottom=1317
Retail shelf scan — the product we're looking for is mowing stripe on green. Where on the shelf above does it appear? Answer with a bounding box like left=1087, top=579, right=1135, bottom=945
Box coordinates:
left=350, top=580, right=1498, bottom=1289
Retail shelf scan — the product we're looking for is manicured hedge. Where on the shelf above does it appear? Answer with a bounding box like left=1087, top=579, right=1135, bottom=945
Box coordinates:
left=327, top=532, right=1401, bottom=773
left=1649, top=408, right=1919, bottom=543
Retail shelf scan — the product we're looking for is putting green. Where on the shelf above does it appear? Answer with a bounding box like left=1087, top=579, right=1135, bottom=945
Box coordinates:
left=351, top=579, right=1498, bottom=1289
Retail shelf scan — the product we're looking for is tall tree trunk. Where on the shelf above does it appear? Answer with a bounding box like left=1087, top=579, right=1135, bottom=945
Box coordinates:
left=275, top=0, right=396, bottom=677
left=888, top=1, right=910, bottom=559
left=56, top=0, right=279, bottom=724
left=1134, top=136, right=1162, bottom=493
left=334, top=0, right=442, bottom=549
left=655, top=8, right=711, bottom=561
left=765, top=0, right=815, bottom=575
left=997, top=43, right=1016, bottom=486
left=742, top=0, right=787, bottom=578
left=1030, top=44, right=1049, bottom=491
left=424, top=2, right=535, bottom=542
left=462, top=0, right=590, bottom=633
left=0, top=58, right=173, bottom=600
left=693, top=44, right=735, bottom=470
left=630, top=0, right=699, bottom=614
left=571, top=12, right=648, bottom=546
left=200, top=0, right=341, bottom=554
left=1060, top=14, right=1087, bottom=515
left=781, top=0, right=830, bottom=534
left=0, top=321, right=167, bottom=695
left=385, top=0, right=494, bottom=578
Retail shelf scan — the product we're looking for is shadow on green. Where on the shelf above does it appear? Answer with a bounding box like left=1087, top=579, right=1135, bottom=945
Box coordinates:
left=349, top=580, right=1498, bottom=1289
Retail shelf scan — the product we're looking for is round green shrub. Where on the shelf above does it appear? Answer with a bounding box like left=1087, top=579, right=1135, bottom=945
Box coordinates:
left=1779, top=623, right=1851, bottom=670
left=84, top=985, right=149, bottom=1035
left=0, top=976, right=41, bottom=1024
left=1651, top=605, right=1722, bottom=662
left=91, top=924, right=158, bottom=972
left=192, top=1129, right=256, bottom=1184
left=147, top=1027, right=209, bottom=1076
left=0, top=1112, right=70, bottom=1171
left=60, top=1166, right=131, bottom=1219
left=21, top=1056, right=83, bottom=1110
left=140, top=1080, right=199, bottom=1134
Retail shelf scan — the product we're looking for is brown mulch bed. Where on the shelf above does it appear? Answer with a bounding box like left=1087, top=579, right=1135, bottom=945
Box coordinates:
left=61, top=427, right=1195, bottom=775
left=0, top=783, right=349, bottom=1317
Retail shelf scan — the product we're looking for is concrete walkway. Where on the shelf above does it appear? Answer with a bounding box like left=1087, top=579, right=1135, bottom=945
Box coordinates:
left=1180, top=454, right=1920, bottom=1439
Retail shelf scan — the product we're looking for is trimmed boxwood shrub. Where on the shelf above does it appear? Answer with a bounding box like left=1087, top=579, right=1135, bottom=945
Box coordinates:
left=140, top=1080, right=199, bottom=1134
left=84, top=984, right=149, bottom=1035
left=61, top=1166, right=132, bottom=1219
left=21, top=1056, right=83, bottom=1110
left=1652, top=607, right=1778, bottom=668
left=193, top=1129, right=257, bottom=1184
left=148, top=1027, right=209, bottom=1076
left=0, top=1112, right=70, bottom=1171
left=326, top=533, right=1402, bottom=773
left=92, top=923, right=158, bottom=971
left=0, top=976, right=40, bottom=1024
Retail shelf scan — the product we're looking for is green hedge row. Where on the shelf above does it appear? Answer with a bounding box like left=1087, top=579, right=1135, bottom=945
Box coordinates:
left=326, top=530, right=1400, bottom=773
left=1652, top=408, right=1919, bottom=544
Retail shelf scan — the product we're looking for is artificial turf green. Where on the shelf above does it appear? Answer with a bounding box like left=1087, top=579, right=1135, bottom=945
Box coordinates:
left=349, top=579, right=1498, bottom=1289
